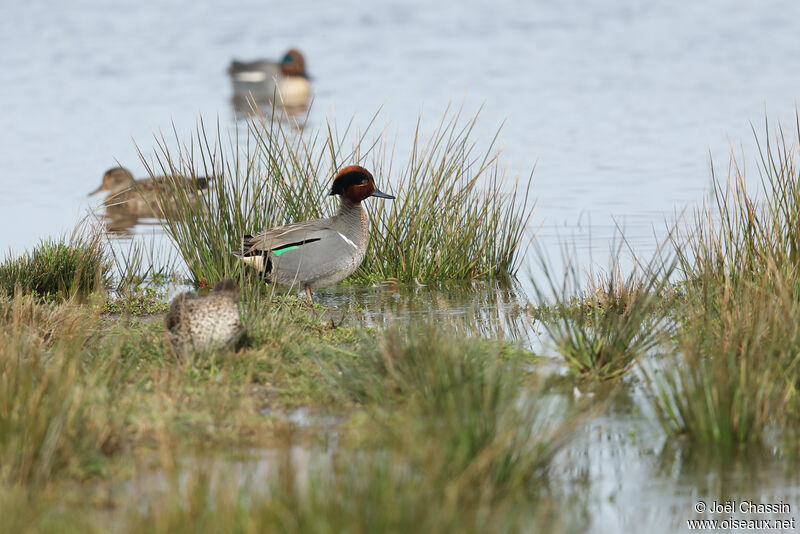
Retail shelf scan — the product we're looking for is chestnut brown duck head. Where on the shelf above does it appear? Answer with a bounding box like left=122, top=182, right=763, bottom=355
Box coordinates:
left=279, top=48, right=308, bottom=78
left=329, top=165, right=395, bottom=205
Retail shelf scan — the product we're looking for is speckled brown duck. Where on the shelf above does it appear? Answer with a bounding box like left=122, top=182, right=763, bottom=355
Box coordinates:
left=165, top=279, right=244, bottom=355
left=234, top=165, right=394, bottom=301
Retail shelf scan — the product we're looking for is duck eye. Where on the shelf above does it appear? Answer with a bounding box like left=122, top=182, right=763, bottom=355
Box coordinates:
left=360, top=179, right=368, bottom=185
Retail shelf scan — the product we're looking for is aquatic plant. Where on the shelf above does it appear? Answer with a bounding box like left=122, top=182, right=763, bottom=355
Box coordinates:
left=142, top=102, right=534, bottom=286
left=102, top=286, right=170, bottom=316
left=0, top=290, right=587, bottom=532
left=124, top=440, right=580, bottom=534
left=0, top=225, right=110, bottom=300
left=642, top=265, right=796, bottom=449
left=127, top=325, right=584, bottom=534
left=324, top=325, right=579, bottom=499
left=645, top=113, right=800, bottom=449
left=675, top=113, right=800, bottom=297
left=105, top=232, right=182, bottom=291
left=531, top=244, right=675, bottom=380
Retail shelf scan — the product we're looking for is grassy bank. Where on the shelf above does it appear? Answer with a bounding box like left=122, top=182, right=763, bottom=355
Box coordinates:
left=0, top=285, right=587, bottom=533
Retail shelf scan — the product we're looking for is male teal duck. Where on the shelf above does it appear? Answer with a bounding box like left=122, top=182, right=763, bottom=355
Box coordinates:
left=90, top=166, right=210, bottom=217
left=165, top=279, right=244, bottom=355
left=234, top=166, right=394, bottom=301
left=228, top=48, right=311, bottom=109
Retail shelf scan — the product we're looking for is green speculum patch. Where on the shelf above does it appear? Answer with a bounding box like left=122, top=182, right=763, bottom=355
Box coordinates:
left=272, top=246, right=299, bottom=256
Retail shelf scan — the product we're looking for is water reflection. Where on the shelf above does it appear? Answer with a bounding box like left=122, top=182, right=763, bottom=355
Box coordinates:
left=655, top=441, right=800, bottom=507
left=315, top=280, right=540, bottom=348
left=230, top=95, right=310, bottom=123
left=548, top=375, right=800, bottom=533
left=100, top=206, right=162, bottom=236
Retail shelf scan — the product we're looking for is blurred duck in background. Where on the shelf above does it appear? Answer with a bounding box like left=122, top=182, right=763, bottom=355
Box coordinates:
left=90, top=166, right=210, bottom=234
left=228, top=48, right=311, bottom=112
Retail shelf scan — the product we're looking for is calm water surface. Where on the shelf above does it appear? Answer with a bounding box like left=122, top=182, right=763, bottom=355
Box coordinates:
left=4, top=0, right=800, bottom=262
left=3, top=0, right=800, bottom=531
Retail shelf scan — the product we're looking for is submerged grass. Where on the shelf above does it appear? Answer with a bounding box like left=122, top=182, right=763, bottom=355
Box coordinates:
left=324, top=326, right=582, bottom=506
left=142, top=103, right=534, bottom=286
left=125, top=441, right=579, bottom=534
left=532, top=243, right=675, bottom=380
left=124, top=444, right=578, bottom=534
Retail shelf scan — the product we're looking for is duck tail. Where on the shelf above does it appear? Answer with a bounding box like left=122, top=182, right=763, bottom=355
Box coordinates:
left=233, top=235, right=271, bottom=274
left=231, top=234, right=252, bottom=258
left=239, top=234, right=256, bottom=255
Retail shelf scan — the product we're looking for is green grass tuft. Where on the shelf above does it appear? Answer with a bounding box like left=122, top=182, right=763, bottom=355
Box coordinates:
left=0, top=227, right=110, bottom=300
left=322, top=325, right=579, bottom=499
left=643, top=268, right=795, bottom=450
left=102, top=286, right=170, bottom=316
left=0, top=295, right=128, bottom=486
left=532, top=244, right=674, bottom=380
left=645, top=112, right=800, bottom=449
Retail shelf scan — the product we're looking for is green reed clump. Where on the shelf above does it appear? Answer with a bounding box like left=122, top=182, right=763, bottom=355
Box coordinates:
left=643, top=266, right=798, bottom=450
left=143, top=103, right=533, bottom=286
left=0, top=295, right=127, bottom=486
left=675, top=114, right=800, bottom=296
left=330, top=324, right=522, bottom=407
left=323, top=325, right=579, bottom=501
left=0, top=226, right=110, bottom=300
left=647, top=114, right=800, bottom=449
left=532, top=245, right=674, bottom=380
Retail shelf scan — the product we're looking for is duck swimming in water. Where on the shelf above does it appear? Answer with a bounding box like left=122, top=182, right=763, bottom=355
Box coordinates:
left=228, top=48, right=311, bottom=110
left=89, top=166, right=210, bottom=217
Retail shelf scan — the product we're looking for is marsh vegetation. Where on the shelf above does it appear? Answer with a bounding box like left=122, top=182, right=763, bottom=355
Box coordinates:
left=4, top=111, right=800, bottom=531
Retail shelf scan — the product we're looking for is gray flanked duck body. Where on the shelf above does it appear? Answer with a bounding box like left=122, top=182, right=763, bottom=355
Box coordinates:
left=228, top=48, right=311, bottom=109
left=90, top=166, right=210, bottom=217
left=166, top=279, right=243, bottom=355
left=235, top=166, right=394, bottom=301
